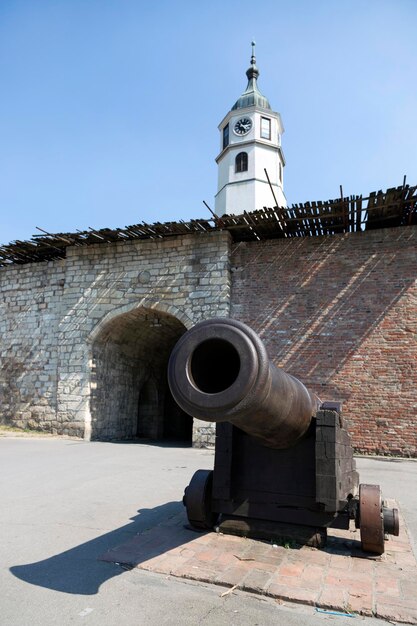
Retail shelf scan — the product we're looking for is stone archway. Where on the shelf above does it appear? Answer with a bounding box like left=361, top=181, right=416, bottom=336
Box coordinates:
left=88, top=304, right=192, bottom=442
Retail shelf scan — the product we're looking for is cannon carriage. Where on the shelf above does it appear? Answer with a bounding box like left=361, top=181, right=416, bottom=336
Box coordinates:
left=168, top=318, right=399, bottom=555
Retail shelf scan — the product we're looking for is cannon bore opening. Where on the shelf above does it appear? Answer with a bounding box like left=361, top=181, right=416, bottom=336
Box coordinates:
left=190, top=338, right=240, bottom=394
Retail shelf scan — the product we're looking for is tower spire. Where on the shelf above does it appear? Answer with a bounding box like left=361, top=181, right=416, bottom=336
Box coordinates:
left=246, top=40, right=259, bottom=85
left=231, top=41, right=270, bottom=111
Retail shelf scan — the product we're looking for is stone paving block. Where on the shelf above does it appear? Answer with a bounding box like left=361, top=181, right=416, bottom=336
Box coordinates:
left=100, top=504, right=417, bottom=624
left=167, top=546, right=193, bottom=557
left=329, top=552, right=353, bottom=570
left=350, top=557, right=376, bottom=574
left=393, top=552, right=416, bottom=567
left=297, top=546, right=330, bottom=565
left=213, top=565, right=251, bottom=587
left=277, top=561, right=305, bottom=577
left=326, top=568, right=372, bottom=590
left=247, top=552, right=285, bottom=567
left=317, top=585, right=347, bottom=611
left=242, top=542, right=273, bottom=559
left=213, top=552, right=238, bottom=567
left=401, top=578, right=417, bottom=597
left=155, top=554, right=191, bottom=574
left=376, top=605, right=417, bottom=625
left=346, top=591, right=373, bottom=616
left=240, top=568, right=273, bottom=593
left=299, top=565, right=325, bottom=590
left=139, top=555, right=170, bottom=573
left=266, top=582, right=319, bottom=606
left=194, top=549, right=222, bottom=563
left=375, top=577, right=401, bottom=597
left=241, top=559, right=277, bottom=573
left=172, top=562, right=217, bottom=584
left=287, top=574, right=322, bottom=591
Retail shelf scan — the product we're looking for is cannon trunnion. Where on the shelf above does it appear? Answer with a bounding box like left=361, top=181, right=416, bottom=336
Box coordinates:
left=168, top=318, right=399, bottom=555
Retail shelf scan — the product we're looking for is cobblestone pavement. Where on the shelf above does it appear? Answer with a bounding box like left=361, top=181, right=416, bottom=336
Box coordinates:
left=101, top=505, right=417, bottom=624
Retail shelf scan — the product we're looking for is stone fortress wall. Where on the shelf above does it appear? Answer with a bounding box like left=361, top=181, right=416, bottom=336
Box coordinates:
left=0, top=232, right=230, bottom=444
left=0, top=225, right=416, bottom=456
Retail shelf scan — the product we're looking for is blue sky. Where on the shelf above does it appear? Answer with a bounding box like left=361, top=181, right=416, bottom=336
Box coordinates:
left=1, top=0, right=416, bottom=245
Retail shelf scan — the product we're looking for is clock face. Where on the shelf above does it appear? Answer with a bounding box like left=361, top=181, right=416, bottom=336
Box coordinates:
left=233, top=117, right=252, bottom=136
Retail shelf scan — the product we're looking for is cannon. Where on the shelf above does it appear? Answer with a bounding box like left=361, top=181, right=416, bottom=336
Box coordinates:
left=168, top=318, right=399, bottom=554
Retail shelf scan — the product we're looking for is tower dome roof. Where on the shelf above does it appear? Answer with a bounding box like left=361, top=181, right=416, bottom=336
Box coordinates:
left=231, top=42, right=271, bottom=111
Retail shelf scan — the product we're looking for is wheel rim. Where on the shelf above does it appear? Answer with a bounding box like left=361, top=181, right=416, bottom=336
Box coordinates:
left=359, top=483, right=384, bottom=555
left=184, top=469, right=216, bottom=529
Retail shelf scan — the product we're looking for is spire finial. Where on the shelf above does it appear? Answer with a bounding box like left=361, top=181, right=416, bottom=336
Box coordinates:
left=246, top=40, right=259, bottom=83
left=251, top=40, right=256, bottom=65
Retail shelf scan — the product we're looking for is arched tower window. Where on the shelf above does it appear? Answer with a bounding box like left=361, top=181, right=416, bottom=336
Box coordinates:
left=235, top=152, right=248, bottom=173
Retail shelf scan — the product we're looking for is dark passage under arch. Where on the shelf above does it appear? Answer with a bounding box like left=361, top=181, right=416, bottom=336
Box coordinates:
left=163, top=385, right=193, bottom=442
left=90, top=307, right=192, bottom=444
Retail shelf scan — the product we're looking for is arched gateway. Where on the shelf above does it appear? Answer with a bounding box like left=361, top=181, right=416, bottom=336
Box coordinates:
left=87, top=302, right=193, bottom=442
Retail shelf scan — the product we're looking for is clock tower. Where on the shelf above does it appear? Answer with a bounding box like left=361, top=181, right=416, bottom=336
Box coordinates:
left=215, top=43, right=286, bottom=216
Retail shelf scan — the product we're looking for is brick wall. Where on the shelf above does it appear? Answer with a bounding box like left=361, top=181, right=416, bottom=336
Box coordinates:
left=231, top=226, right=417, bottom=457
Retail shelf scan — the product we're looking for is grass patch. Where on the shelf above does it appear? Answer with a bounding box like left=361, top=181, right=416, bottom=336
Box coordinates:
left=0, top=424, right=55, bottom=437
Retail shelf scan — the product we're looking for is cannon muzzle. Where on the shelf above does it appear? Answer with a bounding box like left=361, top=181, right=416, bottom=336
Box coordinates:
left=168, top=318, right=319, bottom=449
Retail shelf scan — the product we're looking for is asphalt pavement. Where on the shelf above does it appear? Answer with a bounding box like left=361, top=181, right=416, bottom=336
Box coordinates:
left=0, top=437, right=415, bottom=626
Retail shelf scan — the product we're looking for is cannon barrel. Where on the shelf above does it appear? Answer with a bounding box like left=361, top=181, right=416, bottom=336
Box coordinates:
left=168, top=318, right=320, bottom=449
